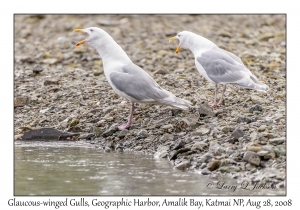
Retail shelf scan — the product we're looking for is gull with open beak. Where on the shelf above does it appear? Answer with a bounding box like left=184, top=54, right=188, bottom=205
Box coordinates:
left=169, top=31, right=268, bottom=108
left=73, top=27, right=191, bottom=130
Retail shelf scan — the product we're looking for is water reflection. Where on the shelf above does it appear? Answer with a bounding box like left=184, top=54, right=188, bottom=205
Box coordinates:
left=14, top=141, right=285, bottom=196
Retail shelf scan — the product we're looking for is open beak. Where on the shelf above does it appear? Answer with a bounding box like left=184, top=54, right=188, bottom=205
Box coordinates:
left=169, top=37, right=180, bottom=54
left=73, top=29, right=85, bottom=46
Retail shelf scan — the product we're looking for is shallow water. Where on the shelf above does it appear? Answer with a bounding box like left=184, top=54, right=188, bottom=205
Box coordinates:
left=14, top=141, right=285, bottom=196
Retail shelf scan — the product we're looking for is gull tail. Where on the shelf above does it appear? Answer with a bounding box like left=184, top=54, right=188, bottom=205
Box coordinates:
left=249, top=74, right=269, bottom=92
left=234, top=74, right=269, bottom=93
left=158, top=92, right=192, bottom=111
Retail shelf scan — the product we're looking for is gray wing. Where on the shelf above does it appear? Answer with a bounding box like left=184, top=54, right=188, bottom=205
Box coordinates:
left=197, top=48, right=249, bottom=84
left=220, top=48, right=243, bottom=65
left=109, top=63, right=170, bottom=102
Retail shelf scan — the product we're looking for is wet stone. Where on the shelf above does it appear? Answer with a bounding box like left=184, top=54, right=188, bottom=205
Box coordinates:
left=169, top=148, right=190, bottom=160
left=191, top=142, right=208, bottom=151
left=219, top=166, right=241, bottom=173
left=236, top=116, right=257, bottom=124
left=249, top=104, right=263, bottom=113
left=135, top=129, right=148, bottom=138
left=207, top=160, right=221, bottom=171
left=174, top=118, right=190, bottom=132
left=195, top=127, right=210, bottom=136
left=160, top=133, right=174, bottom=142
left=32, top=64, right=43, bottom=73
left=161, top=124, right=173, bottom=130
left=174, top=161, right=191, bottom=171
left=102, top=126, right=118, bottom=137
left=44, top=80, right=59, bottom=85
left=172, top=139, right=185, bottom=150
left=243, top=151, right=260, bottom=166
left=118, top=129, right=128, bottom=138
left=231, top=127, right=244, bottom=140
left=273, top=145, right=286, bottom=157
left=14, top=97, right=30, bottom=107
left=209, top=141, right=226, bottom=156
left=269, top=137, right=285, bottom=145
left=201, top=168, right=211, bottom=175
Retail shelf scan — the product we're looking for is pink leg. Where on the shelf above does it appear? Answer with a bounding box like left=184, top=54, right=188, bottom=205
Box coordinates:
left=217, top=85, right=226, bottom=106
left=118, top=103, right=135, bottom=131
left=210, top=84, right=219, bottom=108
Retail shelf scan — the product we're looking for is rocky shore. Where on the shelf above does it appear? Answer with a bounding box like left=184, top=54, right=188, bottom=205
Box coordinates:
left=14, top=15, right=286, bottom=189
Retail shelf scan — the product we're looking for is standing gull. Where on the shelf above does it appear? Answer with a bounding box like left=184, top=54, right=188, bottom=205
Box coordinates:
left=73, top=27, right=191, bottom=130
left=169, top=31, right=268, bottom=108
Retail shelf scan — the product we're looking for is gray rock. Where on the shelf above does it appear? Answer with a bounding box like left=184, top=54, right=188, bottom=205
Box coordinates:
left=174, top=118, right=190, bottom=132
left=264, top=150, right=276, bottom=160
left=153, top=68, right=168, bottom=75
left=207, top=160, right=221, bottom=171
left=269, top=137, right=285, bottom=145
left=79, top=133, right=94, bottom=140
left=161, top=124, right=173, bottom=130
left=14, top=97, right=30, bottom=107
left=102, top=126, right=118, bottom=137
left=209, top=141, right=227, bottom=156
left=195, top=127, right=210, bottom=136
left=219, top=166, right=241, bottom=173
left=249, top=104, right=263, bottom=113
left=237, top=116, right=257, bottom=124
left=231, top=127, right=244, bottom=140
left=160, top=133, right=174, bottom=142
left=273, top=145, right=286, bottom=157
left=243, top=151, right=260, bottom=166
left=154, top=145, right=169, bottom=159
left=134, top=146, right=143, bottom=151
left=135, top=129, right=148, bottom=138
left=174, top=161, right=191, bottom=171
left=32, top=64, right=43, bottom=73
left=44, top=80, right=59, bottom=86
left=118, top=129, right=128, bottom=138
left=169, top=148, right=190, bottom=160
left=172, top=139, right=185, bottom=150
left=198, top=153, right=213, bottom=163
left=197, top=102, right=215, bottom=117
left=201, top=168, right=211, bottom=175
left=191, top=142, right=208, bottom=151
left=257, top=150, right=269, bottom=156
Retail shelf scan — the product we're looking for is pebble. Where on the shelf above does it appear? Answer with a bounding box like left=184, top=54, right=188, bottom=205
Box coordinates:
left=249, top=104, right=263, bottom=113
left=209, top=141, right=227, bottom=156
left=195, top=127, right=210, bottom=136
left=269, top=137, right=285, bottom=145
left=219, top=166, right=240, bottom=173
left=14, top=97, right=29, bottom=107
left=174, top=161, right=191, bottom=171
left=44, top=80, right=59, bottom=86
left=102, top=126, right=118, bottom=137
left=135, top=129, right=148, bottom=138
left=160, top=133, right=174, bottom=142
left=231, top=127, right=244, bottom=140
left=243, top=151, right=260, bottom=166
left=32, top=64, right=43, bottom=73
left=207, top=160, right=221, bottom=171
left=191, top=142, right=208, bottom=151
left=161, top=124, right=173, bottom=130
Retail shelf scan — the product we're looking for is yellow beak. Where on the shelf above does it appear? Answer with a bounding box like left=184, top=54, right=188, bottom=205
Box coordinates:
left=169, top=37, right=180, bottom=54
left=169, top=37, right=177, bottom=43
left=73, top=29, right=84, bottom=33
left=73, top=29, right=85, bottom=46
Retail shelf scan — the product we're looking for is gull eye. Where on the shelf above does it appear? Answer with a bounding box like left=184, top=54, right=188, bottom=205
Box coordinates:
left=178, top=34, right=181, bottom=37
left=90, top=29, right=93, bottom=32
